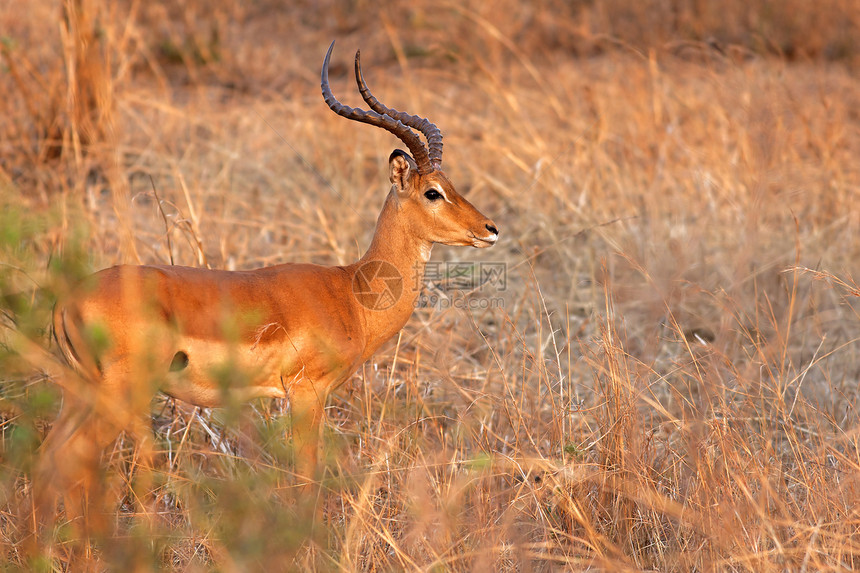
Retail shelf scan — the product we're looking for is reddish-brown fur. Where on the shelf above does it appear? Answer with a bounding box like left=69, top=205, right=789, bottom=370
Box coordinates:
left=38, top=47, right=498, bottom=537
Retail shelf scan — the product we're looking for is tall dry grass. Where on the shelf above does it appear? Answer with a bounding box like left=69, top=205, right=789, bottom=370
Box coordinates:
left=1, top=0, right=859, bottom=570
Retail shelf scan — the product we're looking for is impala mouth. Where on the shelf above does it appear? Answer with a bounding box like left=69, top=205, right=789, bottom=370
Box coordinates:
left=470, top=233, right=498, bottom=248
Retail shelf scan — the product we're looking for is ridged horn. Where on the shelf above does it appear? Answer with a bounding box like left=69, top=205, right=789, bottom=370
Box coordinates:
left=321, top=41, right=433, bottom=175
left=354, top=50, right=443, bottom=171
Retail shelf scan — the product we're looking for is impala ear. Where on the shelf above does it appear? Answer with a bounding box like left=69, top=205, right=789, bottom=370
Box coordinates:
left=389, top=149, right=417, bottom=195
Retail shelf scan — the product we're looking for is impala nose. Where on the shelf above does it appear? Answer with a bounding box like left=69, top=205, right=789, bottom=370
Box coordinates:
left=473, top=220, right=498, bottom=247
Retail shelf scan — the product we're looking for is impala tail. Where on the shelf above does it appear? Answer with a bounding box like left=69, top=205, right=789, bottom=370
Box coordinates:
left=51, top=303, right=101, bottom=384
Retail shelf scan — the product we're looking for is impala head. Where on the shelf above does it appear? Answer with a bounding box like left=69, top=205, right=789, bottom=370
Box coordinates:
left=321, top=41, right=499, bottom=249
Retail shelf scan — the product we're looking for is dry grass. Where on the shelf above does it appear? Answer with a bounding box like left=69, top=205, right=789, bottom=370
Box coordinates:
left=2, top=0, right=860, bottom=570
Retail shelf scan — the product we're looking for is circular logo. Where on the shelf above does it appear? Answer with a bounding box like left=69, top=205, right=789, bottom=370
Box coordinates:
left=352, top=260, right=403, bottom=311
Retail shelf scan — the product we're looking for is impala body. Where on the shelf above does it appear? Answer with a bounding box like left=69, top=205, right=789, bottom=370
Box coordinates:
left=39, top=42, right=498, bottom=528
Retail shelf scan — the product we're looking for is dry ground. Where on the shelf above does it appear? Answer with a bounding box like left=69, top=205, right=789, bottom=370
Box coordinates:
left=1, top=0, right=860, bottom=570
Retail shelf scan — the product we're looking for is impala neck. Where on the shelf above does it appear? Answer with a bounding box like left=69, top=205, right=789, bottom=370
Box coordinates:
left=353, top=190, right=433, bottom=355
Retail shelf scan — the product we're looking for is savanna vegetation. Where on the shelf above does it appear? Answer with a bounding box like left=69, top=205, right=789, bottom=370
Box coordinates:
left=1, top=0, right=859, bottom=570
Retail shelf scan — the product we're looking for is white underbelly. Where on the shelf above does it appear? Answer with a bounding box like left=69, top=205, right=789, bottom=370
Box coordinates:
left=160, top=338, right=297, bottom=407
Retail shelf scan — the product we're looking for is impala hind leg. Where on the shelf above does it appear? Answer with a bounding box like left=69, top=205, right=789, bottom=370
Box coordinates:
left=35, top=392, right=124, bottom=543
left=36, top=359, right=153, bottom=543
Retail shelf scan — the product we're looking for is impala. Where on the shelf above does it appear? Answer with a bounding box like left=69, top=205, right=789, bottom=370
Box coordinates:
left=37, top=42, right=498, bottom=526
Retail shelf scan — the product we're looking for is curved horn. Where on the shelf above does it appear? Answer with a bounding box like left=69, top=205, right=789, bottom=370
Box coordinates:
left=321, top=42, right=433, bottom=175
left=354, top=50, right=443, bottom=171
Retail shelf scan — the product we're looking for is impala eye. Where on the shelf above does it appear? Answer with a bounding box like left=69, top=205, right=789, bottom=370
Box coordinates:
left=424, top=189, right=443, bottom=201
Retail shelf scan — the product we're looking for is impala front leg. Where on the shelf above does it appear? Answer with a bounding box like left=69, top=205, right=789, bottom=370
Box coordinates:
left=288, top=383, right=327, bottom=492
